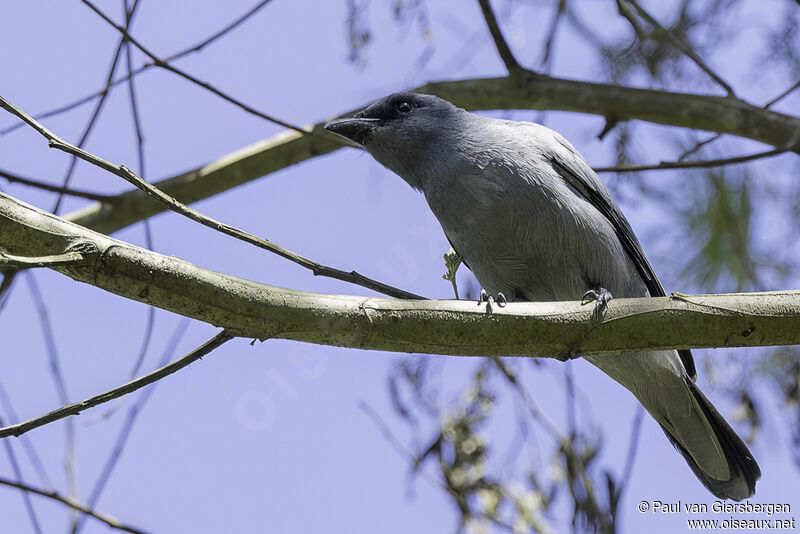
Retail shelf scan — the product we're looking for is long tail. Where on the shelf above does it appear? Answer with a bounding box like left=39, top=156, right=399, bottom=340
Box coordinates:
left=586, top=351, right=760, bottom=500
left=660, top=378, right=761, bottom=501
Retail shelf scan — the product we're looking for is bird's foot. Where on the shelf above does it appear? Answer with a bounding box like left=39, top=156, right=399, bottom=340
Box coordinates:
left=581, top=286, right=612, bottom=320
left=478, top=289, right=507, bottom=314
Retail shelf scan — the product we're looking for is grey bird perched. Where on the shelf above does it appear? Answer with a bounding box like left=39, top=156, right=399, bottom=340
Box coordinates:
left=325, top=92, right=760, bottom=500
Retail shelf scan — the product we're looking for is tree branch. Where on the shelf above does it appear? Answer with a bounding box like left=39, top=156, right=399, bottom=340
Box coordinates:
left=0, top=249, right=90, bottom=269
left=64, top=74, right=800, bottom=237
left=51, top=0, right=140, bottom=215
left=477, top=0, right=523, bottom=74
left=73, top=320, right=190, bottom=534
left=0, top=476, right=147, bottom=534
left=0, top=168, right=111, bottom=201
left=0, top=329, right=231, bottom=439
left=0, top=0, right=275, bottom=137
left=79, top=0, right=310, bottom=135
left=0, top=94, right=421, bottom=301
left=593, top=145, right=796, bottom=173
left=0, top=415, right=42, bottom=533
left=3, top=191, right=800, bottom=363
left=617, top=0, right=735, bottom=96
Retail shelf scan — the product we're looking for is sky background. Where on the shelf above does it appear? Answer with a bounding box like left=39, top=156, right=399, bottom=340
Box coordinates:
left=1, top=0, right=799, bottom=532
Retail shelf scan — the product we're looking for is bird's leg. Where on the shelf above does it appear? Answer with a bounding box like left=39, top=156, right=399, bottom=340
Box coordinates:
left=581, top=285, right=612, bottom=319
left=478, top=289, right=507, bottom=314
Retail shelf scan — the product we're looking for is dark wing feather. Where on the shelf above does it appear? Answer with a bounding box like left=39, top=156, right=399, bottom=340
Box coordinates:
left=549, top=150, right=697, bottom=380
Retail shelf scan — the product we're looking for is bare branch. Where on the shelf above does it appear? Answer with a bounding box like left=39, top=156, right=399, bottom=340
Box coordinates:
left=0, top=250, right=89, bottom=269
left=668, top=78, right=799, bottom=168
left=73, top=320, right=190, bottom=534
left=0, top=272, right=16, bottom=315
left=52, top=0, right=141, bottom=215
left=678, top=133, right=723, bottom=161
left=0, top=476, right=148, bottom=534
left=617, top=0, right=736, bottom=96
left=24, top=272, right=78, bottom=520
left=764, top=79, right=800, bottom=109
left=79, top=0, right=311, bottom=135
left=174, top=0, right=275, bottom=57
left=0, top=94, right=421, bottom=300
left=0, top=330, right=232, bottom=439
left=0, top=385, right=52, bottom=488
left=64, top=74, right=800, bottom=238
left=594, top=145, right=797, bottom=173
left=477, top=0, right=523, bottom=74
left=0, top=0, right=274, bottom=137
left=539, top=0, right=567, bottom=70
left=122, top=0, right=156, bottom=381
left=618, top=406, right=644, bottom=492
left=0, top=415, right=42, bottom=533
left=3, top=191, right=800, bottom=362
left=0, top=168, right=112, bottom=201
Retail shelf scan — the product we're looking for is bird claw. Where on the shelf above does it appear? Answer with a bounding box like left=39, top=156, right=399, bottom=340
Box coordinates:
left=581, top=286, right=612, bottom=319
left=478, top=289, right=507, bottom=314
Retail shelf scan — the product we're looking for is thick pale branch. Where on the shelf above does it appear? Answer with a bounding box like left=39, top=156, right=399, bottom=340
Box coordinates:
left=4, top=192, right=800, bottom=359
left=66, top=75, right=800, bottom=236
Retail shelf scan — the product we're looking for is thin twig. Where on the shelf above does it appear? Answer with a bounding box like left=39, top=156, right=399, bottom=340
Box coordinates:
left=0, top=0, right=276, bottom=137
left=618, top=0, right=736, bottom=96
left=490, top=358, right=563, bottom=440
left=618, top=406, right=644, bottom=491
left=564, top=363, right=576, bottom=436
left=0, top=168, right=112, bottom=201
left=594, top=145, right=795, bottom=173
left=80, top=0, right=311, bottom=135
left=0, top=251, right=89, bottom=269
left=0, top=94, right=423, bottom=300
left=678, top=133, right=723, bottom=161
left=0, top=330, right=233, bottom=439
left=0, top=476, right=147, bottom=534
left=0, top=415, right=42, bottom=534
left=123, top=4, right=157, bottom=380
left=539, top=0, right=567, bottom=70
left=0, top=272, right=16, bottom=315
left=24, top=272, right=78, bottom=523
left=763, top=78, right=800, bottom=109
left=0, top=385, right=52, bottom=489
left=74, top=320, right=190, bottom=534
left=172, top=0, right=275, bottom=58
left=477, top=0, right=523, bottom=74
left=672, top=79, right=799, bottom=163
left=357, top=402, right=513, bottom=530
left=52, top=0, right=141, bottom=215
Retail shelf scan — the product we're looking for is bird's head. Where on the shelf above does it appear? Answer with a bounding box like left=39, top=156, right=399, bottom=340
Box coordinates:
left=324, top=92, right=465, bottom=188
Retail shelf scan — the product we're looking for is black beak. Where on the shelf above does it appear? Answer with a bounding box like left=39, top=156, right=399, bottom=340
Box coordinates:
left=323, top=118, right=381, bottom=145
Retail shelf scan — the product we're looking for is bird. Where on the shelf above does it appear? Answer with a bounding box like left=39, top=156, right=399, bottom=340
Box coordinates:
left=324, top=91, right=760, bottom=500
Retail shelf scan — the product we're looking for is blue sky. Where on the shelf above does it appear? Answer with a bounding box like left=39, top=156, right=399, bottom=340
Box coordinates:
left=1, top=0, right=798, bottom=532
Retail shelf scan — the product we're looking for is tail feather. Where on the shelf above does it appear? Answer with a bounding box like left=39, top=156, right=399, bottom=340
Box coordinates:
left=586, top=351, right=760, bottom=499
left=661, top=378, right=761, bottom=501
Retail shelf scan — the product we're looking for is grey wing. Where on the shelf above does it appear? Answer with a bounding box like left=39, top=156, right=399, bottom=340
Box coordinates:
left=548, top=135, right=697, bottom=380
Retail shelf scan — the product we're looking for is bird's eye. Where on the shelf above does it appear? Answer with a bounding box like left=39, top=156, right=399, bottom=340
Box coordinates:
left=396, top=101, right=412, bottom=113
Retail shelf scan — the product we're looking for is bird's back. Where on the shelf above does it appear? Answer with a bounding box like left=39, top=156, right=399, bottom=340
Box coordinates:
left=420, top=116, right=648, bottom=303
